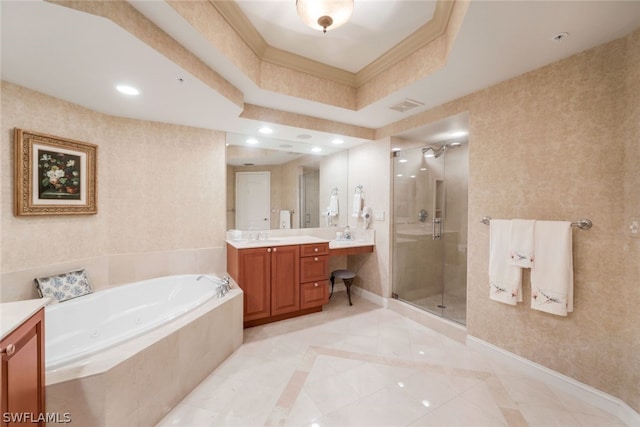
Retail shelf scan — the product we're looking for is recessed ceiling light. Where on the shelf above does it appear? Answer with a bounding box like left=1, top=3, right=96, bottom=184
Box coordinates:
left=552, top=32, right=569, bottom=42
left=311, top=146, right=322, bottom=153
left=396, top=174, right=403, bottom=177
left=259, top=127, right=273, bottom=134
left=332, top=138, right=344, bottom=145
left=420, top=167, right=427, bottom=171
left=410, top=175, right=416, bottom=178
left=391, top=147, right=401, bottom=152
left=399, top=159, right=408, bottom=163
left=246, top=138, right=259, bottom=144
left=116, top=85, right=139, bottom=96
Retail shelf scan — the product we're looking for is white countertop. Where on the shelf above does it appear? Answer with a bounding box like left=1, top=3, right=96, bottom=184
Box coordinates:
left=226, top=234, right=374, bottom=250
left=226, top=235, right=329, bottom=249
left=1, top=298, right=49, bottom=340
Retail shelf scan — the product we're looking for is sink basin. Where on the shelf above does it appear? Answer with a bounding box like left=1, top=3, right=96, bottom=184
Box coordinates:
left=244, top=239, right=280, bottom=244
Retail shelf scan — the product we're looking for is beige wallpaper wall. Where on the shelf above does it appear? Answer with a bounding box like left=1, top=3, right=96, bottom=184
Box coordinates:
left=1, top=82, right=227, bottom=302
left=375, top=28, right=640, bottom=413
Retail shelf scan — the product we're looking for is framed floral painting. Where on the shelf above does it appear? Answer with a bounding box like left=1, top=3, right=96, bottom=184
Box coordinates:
left=14, top=128, right=97, bottom=216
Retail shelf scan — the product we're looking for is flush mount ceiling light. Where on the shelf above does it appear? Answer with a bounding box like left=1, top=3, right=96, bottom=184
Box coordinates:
left=296, top=0, right=354, bottom=34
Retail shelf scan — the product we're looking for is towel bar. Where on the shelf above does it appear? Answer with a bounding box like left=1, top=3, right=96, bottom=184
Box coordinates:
left=480, top=216, right=592, bottom=230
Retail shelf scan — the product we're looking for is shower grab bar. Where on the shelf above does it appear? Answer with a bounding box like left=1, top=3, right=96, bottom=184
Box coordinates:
left=480, top=216, right=592, bottom=230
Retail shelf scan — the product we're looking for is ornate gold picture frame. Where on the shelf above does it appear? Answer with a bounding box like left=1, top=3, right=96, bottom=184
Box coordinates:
left=15, top=128, right=97, bottom=216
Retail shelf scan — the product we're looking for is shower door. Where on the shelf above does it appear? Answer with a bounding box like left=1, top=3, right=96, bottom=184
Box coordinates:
left=391, top=144, right=468, bottom=324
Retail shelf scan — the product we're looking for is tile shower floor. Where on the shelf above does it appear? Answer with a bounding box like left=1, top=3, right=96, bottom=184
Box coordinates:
left=157, top=294, right=626, bottom=427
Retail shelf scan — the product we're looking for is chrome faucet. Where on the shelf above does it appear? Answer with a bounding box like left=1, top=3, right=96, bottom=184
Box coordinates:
left=197, top=275, right=232, bottom=298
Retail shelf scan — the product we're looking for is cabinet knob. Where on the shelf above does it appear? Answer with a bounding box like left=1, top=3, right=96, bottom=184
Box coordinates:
left=314, top=248, right=318, bottom=252
left=267, top=248, right=271, bottom=253
left=314, top=283, right=318, bottom=287
left=314, top=257, right=318, bottom=261
left=273, top=248, right=277, bottom=252
left=1, top=344, right=15, bottom=356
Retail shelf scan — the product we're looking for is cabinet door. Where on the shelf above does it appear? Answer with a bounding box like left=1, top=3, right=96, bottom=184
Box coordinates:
left=300, top=255, right=329, bottom=283
left=271, top=245, right=300, bottom=316
left=1, top=309, right=45, bottom=427
left=238, top=247, right=271, bottom=322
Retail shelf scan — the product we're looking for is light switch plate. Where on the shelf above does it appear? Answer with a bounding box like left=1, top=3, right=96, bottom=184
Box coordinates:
left=374, top=210, right=385, bottom=221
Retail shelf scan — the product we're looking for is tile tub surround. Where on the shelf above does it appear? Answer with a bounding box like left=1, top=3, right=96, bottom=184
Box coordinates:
left=45, top=286, right=243, bottom=427
left=158, top=296, right=628, bottom=427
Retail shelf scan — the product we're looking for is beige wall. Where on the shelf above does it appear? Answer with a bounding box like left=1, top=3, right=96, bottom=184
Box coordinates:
left=346, top=139, right=392, bottom=298
left=1, top=82, right=227, bottom=302
left=375, top=28, right=640, bottom=413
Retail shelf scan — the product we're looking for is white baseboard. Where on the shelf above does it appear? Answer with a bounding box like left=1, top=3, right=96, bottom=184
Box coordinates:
left=467, top=336, right=640, bottom=426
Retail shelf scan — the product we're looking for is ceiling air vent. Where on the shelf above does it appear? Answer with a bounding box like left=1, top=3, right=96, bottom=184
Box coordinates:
left=389, top=98, right=424, bottom=113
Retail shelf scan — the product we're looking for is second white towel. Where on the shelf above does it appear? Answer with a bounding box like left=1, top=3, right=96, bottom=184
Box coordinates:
left=279, top=210, right=291, bottom=229
left=328, top=194, right=339, bottom=217
left=352, top=193, right=362, bottom=217
left=530, top=221, right=573, bottom=316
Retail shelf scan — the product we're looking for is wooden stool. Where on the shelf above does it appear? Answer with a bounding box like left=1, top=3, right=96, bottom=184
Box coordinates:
left=330, top=269, right=356, bottom=306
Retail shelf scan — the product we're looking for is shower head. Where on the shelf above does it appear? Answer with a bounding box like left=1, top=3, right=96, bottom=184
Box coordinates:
left=422, top=145, right=446, bottom=158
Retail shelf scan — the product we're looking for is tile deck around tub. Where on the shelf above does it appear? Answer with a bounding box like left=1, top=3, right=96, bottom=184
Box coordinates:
left=156, top=294, right=627, bottom=427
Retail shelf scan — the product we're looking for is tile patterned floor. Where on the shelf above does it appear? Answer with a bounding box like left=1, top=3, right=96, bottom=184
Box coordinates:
left=157, top=294, right=627, bottom=427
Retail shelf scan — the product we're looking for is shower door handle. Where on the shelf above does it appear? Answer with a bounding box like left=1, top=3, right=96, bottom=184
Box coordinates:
left=432, top=218, right=442, bottom=240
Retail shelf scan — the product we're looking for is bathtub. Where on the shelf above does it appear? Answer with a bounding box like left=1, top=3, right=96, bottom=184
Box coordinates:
left=45, top=274, right=243, bottom=427
left=46, top=274, right=227, bottom=369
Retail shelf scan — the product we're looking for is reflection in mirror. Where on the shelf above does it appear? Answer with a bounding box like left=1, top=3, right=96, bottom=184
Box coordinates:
left=226, top=143, right=349, bottom=231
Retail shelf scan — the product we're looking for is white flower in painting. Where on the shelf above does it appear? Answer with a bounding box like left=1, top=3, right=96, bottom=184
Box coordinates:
left=40, top=154, right=51, bottom=162
left=47, top=167, right=65, bottom=180
left=67, top=160, right=75, bottom=167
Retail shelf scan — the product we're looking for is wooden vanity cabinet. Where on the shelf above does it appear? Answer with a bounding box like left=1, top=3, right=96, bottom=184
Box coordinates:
left=227, top=241, right=329, bottom=327
left=1, top=308, right=45, bottom=427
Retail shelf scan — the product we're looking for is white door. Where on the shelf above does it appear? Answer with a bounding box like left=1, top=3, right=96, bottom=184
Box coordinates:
left=236, top=172, right=270, bottom=230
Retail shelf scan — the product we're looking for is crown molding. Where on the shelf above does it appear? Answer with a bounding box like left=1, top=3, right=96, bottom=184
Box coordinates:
left=355, top=0, right=454, bottom=86
left=210, top=0, right=455, bottom=89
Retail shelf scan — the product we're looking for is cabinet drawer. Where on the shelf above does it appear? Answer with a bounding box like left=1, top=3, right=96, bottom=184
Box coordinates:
left=300, top=255, right=329, bottom=283
left=300, top=243, right=329, bottom=257
left=301, top=280, right=329, bottom=309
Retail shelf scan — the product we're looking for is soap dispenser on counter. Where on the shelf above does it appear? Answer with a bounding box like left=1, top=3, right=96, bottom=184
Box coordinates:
left=344, top=225, right=352, bottom=240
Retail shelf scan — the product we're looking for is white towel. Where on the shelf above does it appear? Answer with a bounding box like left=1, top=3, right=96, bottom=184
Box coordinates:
left=328, top=194, right=339, bottom=217
left=489, top=219, right=523, bottom=305
left=279, top=210, right=291, bottom=229
left=530, top=221, right=573, bottom=316
left=509, top=219, right=535, bottom=268
left=352, top=193, right=362, bottom=217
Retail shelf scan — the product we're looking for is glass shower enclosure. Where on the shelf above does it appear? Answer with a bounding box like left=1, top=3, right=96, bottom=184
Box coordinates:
left=391, top=142, right=468, bottom=324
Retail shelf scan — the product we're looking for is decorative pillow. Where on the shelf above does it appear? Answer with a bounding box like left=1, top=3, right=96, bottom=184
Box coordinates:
left=34, top=269, right=93, bottom=303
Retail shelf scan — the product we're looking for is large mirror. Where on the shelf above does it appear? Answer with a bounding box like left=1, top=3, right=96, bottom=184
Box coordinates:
left=226, top=138, right=349, bottom=231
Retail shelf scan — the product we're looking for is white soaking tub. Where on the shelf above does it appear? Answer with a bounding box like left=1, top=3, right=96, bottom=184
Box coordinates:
left=44, top=274, right=243, bottom=427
